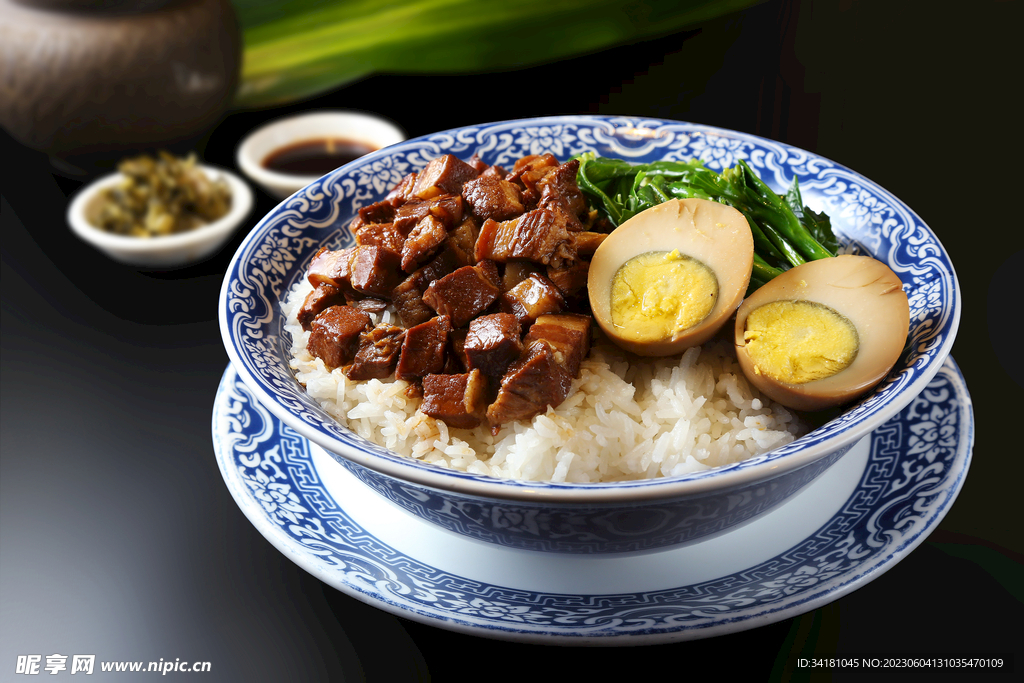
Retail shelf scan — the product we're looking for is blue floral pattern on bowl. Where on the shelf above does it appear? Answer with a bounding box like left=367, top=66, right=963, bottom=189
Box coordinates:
left=219, top=116, right=960, bottom=551
left=211, top=358, right=972, bottom=641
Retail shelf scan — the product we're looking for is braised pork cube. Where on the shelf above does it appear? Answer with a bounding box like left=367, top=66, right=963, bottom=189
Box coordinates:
left=467, top=154, right=489, bottom=173
left=355, top=221, right=405, bottom=254
left=297, top=283, right=348, bottom=331
left=307, top=305, right=372, bottom=369
left=384, top=172, right=418, bottom=207
left=421, top=369, right=489, bottom=429
left=509, top=154, right=559, bottom=207
left=354, top=200, right=396, bottom=228
left=422, top=263, right=501, bottom=328
left=571, top=231, right=607, bottom=256
left=349, top=296, right=388, bottom=313
left=546, top=260, right=590, bottom=300
left=412, top=154, right=480, bottom=200
left=393, top=199, right=432, bottom=235
left=480, top=164, right=509, bottom=180
left=464, top=313, right=523, bottom=379
left=499, top=273, right=565, bottom=326
left=475, top=208, right=576, bottom=269
left=396, top=315, right=452, bottom=381
left=537, top=159, right=587, bottom=219
left=445, top=217, right=480, bottom=265
left=462, top=175, right=525, bottom=222
left=427, top=194, right=464, bottom=228
left=401, top=214, right=447, bottom=272
left=524, top=314, right=591, bottom=377
left=391, top=247, right=467, bottom=328
left=485, top=341, right=573, bottom=428
left=502, top=261, right=542, bottom=290
left=349, top=245, right=403, bottom=298
left=307, top=247, right=355, bottom=289
left=345, top=325, right=406, bottom=381
left=538, top=194, right=584, bottom=232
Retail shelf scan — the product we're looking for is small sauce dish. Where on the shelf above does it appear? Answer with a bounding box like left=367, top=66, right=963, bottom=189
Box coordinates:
left=67, top=164, right=253, bottom=269
left=236, top=110, right=405, bottom=199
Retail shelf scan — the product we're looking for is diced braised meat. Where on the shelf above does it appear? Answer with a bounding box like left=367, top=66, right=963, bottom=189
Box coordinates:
left=501, top=261, right=542, bottom=290
left=571, top=231, right=607, bottom=256
left=391, top=247, right=467, bottom=327
left=393, top=199, right=431, bottom=235
left=445, top=217, right=480, bottom=265
left=307, top=305, right=372, bottom=369
left=479, top=164, right=508, bottom=180
left=384, top=172, right=418, bottom=207
left=524, top=313, right=592, bottom=377
left=349, top=296, right=388, bottom=313
left=412, top=155, right=480, bottom=200
left=427, top=194, right=464, bottom=228
left=422, top=263, right=501, bottom=328
left=464, top=313, right=522, bottom=380
left=307, top=246, right=355, bottom=289
left=537, top=159, right=587, bottom=219
left=345, top=325, right=406, bottom=381
left=349, top=245, right=403, bottom=298
left=297, top=283, right=348, bottom=331
left=509, top=154, right=559, bottom=208
left=421, top=369, right=489, bottom=429
left=357, top=200, right=397, bottom=226
left=538, top=194, right=584, bottom=232
left=355, top=221, right=405, bottom=254
left=475, top=208, right=576, bottom=268
left=476, top=259, right=502, bottom=291
left=485, top=341, right=573, bottom=428
left=462, top=175, right=525, bottom=222
left=396, top=315, right=452, bottom=381
left=499, top=273, right=565, bottom=326
left=546, top=260, right=590, bottom=299
left=467, top=154, right=489, bottom=173
left=401, top=214, right=447, bottom=272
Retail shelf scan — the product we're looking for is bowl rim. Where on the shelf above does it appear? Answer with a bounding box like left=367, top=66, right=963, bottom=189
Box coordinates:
left=235, top=109, right=406, bottom=195
left=67, top=163, right=253, bottom=258
left=219, top=114, right=961, bottom=504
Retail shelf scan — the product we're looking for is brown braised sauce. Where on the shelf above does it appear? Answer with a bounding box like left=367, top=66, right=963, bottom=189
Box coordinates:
left=263, top=138, right=376, bottom=176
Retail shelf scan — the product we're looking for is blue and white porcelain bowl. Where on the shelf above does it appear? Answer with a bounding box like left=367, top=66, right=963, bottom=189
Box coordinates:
left=219, top=115, right=960, bottom=555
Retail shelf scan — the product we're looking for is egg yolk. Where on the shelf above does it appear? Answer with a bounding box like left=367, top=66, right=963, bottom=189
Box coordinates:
left=610, top=250, right=718, bottom=342
left=742, top=300, right=859, bottom=384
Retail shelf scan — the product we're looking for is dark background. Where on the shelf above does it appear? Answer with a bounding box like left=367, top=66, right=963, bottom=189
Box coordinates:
left=3, top=0, right=1021, bottom=680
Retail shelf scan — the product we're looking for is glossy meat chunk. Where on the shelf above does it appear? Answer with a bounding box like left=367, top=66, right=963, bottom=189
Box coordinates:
left=464, top=313, right=522, bottom=379
left=307, top=246, right=354, bottom=289
left=422, top=263, right=501, bottom=328
left=354, top=221, right=405, bottom=254
left=462, top=175, right=525, bottom=222
left=391, top=247, right=467, bottom=327
left=475, top=208, right=576, bottom=269
left=412, top=155, right=480, bottom=200
left=349, top=245, right=403, bottom=298
left=420, top=369, right=489, bottom=429
left=297, top=283, right=347, bottom=331
left=524, top=313, right=592, bottom=377
left=401, top=214, right=448, bottom=272
left=500, top=273, right=565, bottom=326
left=485, top=341, right=573, bottom=428
left=345, top=325, right=406, bottom=381
left=307, top=305, right=372, bottom=369
left=396, top=315, right=452, bottom=381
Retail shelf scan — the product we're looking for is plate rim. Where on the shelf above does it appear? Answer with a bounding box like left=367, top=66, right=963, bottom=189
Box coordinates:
left=211, top=356, right=973, bottom=645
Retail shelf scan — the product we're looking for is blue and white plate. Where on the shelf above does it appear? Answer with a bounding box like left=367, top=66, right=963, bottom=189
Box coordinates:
left=212, top=357, right=973, bottom=644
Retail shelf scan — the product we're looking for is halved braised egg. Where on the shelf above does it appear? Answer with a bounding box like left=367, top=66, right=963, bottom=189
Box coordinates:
left=588, top=198, right=753, bottom=356
left=734, top=254, right=910, bottom=411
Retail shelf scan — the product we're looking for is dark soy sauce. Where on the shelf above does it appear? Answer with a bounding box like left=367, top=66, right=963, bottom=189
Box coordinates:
left=262, top=138, right=377, bottom=176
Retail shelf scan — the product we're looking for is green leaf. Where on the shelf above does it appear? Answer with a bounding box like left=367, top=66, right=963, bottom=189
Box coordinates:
left=232, top=0, right=761, bottom=108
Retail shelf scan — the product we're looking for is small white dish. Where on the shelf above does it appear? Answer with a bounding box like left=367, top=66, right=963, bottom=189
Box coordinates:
left=236, top=110, right=405, bottom=199
left=67, top=164, right=253, bottom=269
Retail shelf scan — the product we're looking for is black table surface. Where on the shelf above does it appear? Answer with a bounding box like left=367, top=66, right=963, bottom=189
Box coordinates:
left=3, top=1, right=1021, bottom=680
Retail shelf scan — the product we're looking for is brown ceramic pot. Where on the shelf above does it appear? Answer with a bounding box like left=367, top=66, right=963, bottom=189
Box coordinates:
left=0, top=0, right=240, bottom=164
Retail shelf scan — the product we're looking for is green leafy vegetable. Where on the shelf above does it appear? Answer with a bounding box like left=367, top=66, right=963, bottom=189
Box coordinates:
left=575, top=152, right=838, bottom=292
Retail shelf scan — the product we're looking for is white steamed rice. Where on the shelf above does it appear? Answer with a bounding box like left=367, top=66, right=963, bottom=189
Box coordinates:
left=283, top=280, right=805, bottom=483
